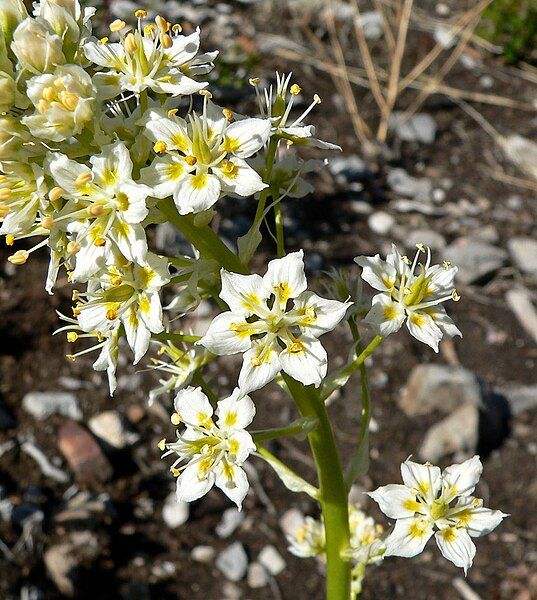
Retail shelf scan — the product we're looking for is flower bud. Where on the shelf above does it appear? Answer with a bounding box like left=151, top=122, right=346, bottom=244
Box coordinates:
left=0, top=69, right=16, bottom=112
left=0, top=0, right=27, bottom=44
left=0, top=115, right=31, bottom=160
left=11, top=17, right=66, bottom=74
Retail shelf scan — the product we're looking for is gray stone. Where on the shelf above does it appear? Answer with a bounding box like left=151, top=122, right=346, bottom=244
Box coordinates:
left=162, top=492, right=189, bottom=528
left=247, top=562, right=269, bottom=588
left=23, top=392, right=82, bottom=421
left=360, top=11, right=383, bottom=40
left=390, top=112, right=437, bottom=144
left=387, top=168, right=433, bottom=199
left=506, top=288, right=537, bottom=343
left=216, top=542, right=248, bottom=582
left=329, top=155, right=368, bottom=186
left=216, top=507, right=245, bottom=539
left=88, top=411, right=140, bottom=449
left=400, top=364, right=482, bottom=416
left=391, top=199, right=445, bottom=215
left=501, top=385, right=537, bottom=415
left=508, top=237, right=537, bottom=275
left=419, top=404, right=479, bottom=462
left=191, top=545, right=215, bottom=563
left=404, top=229, right=446, bottom=251
left=258, top=545, right=286, bottom=576
left=368, top=211, right=395, bottom=235
left=444, top=238, right=508, bottom=284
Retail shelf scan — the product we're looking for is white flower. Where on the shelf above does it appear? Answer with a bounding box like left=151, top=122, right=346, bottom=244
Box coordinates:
left=11, top=17, right=66, bottom=74
left=141, top=95, right=269, bottom=214
left=199, top=250, right=351, bottom=393
left=47, top=141, right=151, bottom=280
left=23, top=65, right=96, bottom=142
left=74, top=253, right=170, bottom=364
left=355, top=244, right=462, bottom=352
left=0, top=0, right=28, bottom=43
left=148, top=340, right=209, bottom=404
left=0, top=70, right=17, bottom=112
left=160, top=387, right=256, bottom=509
left=368, top=456, right=507, bottom=574
left=286, top=514, right=326, bottom=558
left=253, top=72, right=341, bottom=151
left=0, top=163, right=44, bottom=237
left=84, top=19, right=216, bottom=99
left=0, top=115, right=33, bottom=160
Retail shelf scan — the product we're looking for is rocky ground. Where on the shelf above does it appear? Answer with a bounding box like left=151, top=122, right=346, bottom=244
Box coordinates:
left=1, top=1, right=537, bottom=599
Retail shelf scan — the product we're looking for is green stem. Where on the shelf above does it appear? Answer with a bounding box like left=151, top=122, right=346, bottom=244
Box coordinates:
left=252, top=416, right=318, bottom=443
left=250, top=137, right=279, bottom=250
left=273, top=194, right=285, bottom=258
left=283, top=375, right=351, bottom=600
left=152, top=332, right=201, bottom=344
left=192, top=371, right=218, bottom=407
left=158, top=199, right=248, bottom=274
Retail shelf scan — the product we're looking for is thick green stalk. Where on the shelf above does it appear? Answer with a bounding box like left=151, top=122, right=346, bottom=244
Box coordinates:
left=284, top=375, right=351, bottom=600
left=158, top=199, right=248, bottom=274
left=251, top=137, right=279, bottom=238
left=273, top=196, right=285, bottom=258
left=152, top=332, right=201, bottom=344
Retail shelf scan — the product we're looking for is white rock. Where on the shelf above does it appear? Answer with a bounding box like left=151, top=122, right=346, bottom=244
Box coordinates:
left=419, top=404, right=479, bottom=462
left=88, top=411, right=139, bottom=449
left=368, top=211, right=395, bottom=235
left=400, top=365, right=482, bottom=416
left=191, top=545, right=215, bottom=563
left=508, top=237, right=537, bottom=275
left=216, top=507, right=245, bottom=538
left=433, top=26, right=456, bottom=49
left=44, top=544, right=78, bottom=596
left=222, top=582, right=242, bottom=599
left=23, top=392, right=81, bottom=421
left=387, top=168, right=433, bottom=199
left=162, top=493, right=189, bottom=529
left=258, top=545, right=286, bottom=576
left=247, top=562, right=269, bottom=588
left=444, top=238, right=507, bottom=284
left=404, top=229, right=446, bottom=250
left=500, top=384, right=537, bottom=416
left=216, top=542, right=248, bottom=582
left=506, top=288, right=537, bottom=343
left=360, top=11, right=383, bottom=40
left=20, top=441, right=69, bottom=483
left=389, top=112, right=437, bottom=144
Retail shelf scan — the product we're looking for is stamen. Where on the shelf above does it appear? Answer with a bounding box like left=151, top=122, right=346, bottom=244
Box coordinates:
left=110, top=19, right=126, bottom=33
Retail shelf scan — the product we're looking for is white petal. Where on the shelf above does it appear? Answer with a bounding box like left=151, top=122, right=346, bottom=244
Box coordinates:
left=109, top=221, right=148, bottom=264
left=214, top=461, right=250, bottom=509
left=167, top=29, right=201, bottom=65
left=457, top=501, right=507, bottom=538
left=263, top=250, right=307, bottom=306
left=140, top=155, right=189, bottom=199
left=238, top=339, right=282, bottom=394
left=77, top=301, right=113, bottom=333
left=144, top=114, right=191, bottom=152
left=173, top=172, right=221, bottom=214
left=174, top=386, right=214, bottom=426
left=368, top=484, right=422, bottom=519
left=176, top=460, right=215, bottom=503
left=279, top=336, right=327, bottom=388
left=401, top=459, right=442, bottom=500
left=354, top=254, right=397, bottom=292
left=137, top=291, right=164, bottom=334
left=122, top=307, right=151, bottom=364
left=216, top=157, right=267, bottom=197
left=225, top=431, right=256, bottom=464
left=442, top=456, right=482, bottom=499
left=292, top=291, right=351, bottom=337
left=219, top=270, right=269, bottom=316
left=384, top=517, right=434, bottom=558
left=435, top=528, right=476, bottom=574
left=406, top=311, right=443, bottom=352
left=427, top=306, right=462, bottom=339
left=363, top=294, right=405, bottom=337
left=198, top=312, right=254, bottom=355
left=223, top=118, right=271, bottom=158
left=83, top=41, right=124, bottom=67
left=216, top=391, right=256, bottom=431
left=90, top=141, right=133, bottom=189
left=48, top=152, right=93, bottom=196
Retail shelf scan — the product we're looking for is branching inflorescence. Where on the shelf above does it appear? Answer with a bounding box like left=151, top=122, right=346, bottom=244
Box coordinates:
left=0, top=2, right=506, bottom=598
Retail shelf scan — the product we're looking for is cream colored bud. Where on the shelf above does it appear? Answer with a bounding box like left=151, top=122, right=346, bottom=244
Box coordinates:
left=8, top=250, right=29, bottom=265
left=12, top=19, right=65, bottom=73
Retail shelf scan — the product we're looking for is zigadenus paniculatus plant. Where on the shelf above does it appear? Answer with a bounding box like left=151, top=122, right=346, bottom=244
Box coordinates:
left=0, top=1, right=507, bottom=597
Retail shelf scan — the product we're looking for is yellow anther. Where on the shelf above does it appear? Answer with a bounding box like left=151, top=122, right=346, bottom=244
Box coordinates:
left=87, top=204, right=105, bottom=217
left=443, top=260, right=452, bottom=269
left=105, top=308, right=118, bottom=320
left=249, top=77, right=260, bottom=86
left=167, top=108, right=178, bottom=118
left=67, top=332, right=78, bottom=342
left=134, top=9, right=147, bottom=18
left=313, top=93, right=321, bottom=104
left=5, top=234, right=14, bottom=246
left=155, top=16, right=169, bottom=32
left=144, top=24, right=156, bottom=37
left=43, top=86, right=56, bottom=102
left=0, top=176, right=7, bottom=185
left=41, top=215, right=54, bottom=229
left=288, top=341, right=304, bottom=353
left=171, top=24, right=182, bottom=33
left=157, top=438, right=167, bottom=451
left=0, top=204, right=10, bottom=217
left=124, top=32, right=138, bottom=53
left=66, top=354, right=76, bottom=362
left=110, top=275, right=122, bottom=286
left=451, top=290, right=461, bottom=302
left=49, top=186, right=64, bottom=203
left=99, top=37, right=109, bottom=44
left=184, top=155, right=197, bottom=166
left=37, top=99, right=48, bottom=114
left=75, top=172, right=92, bottom=187
left=416, top=243, right=425, bottom=252
left=109, top=19, right=126, bottom=32
left=67, top=241, right=81, bottom=254
left=160, top=32, right=173, bottom=48
left=290, top=83, right=301, bottom=95
left=0, top=188, right=12, bottom=201
left=199, top=89, right=212, bottom=99
left=94, top=237, right=106, bottom=247
left=72, top=290, right=79, bottom=301
left=8, top=250, right=29, bottom=265
left=61, top=92, right=79, bottom=111
left=170, top=412, right=181, bottom=425
left=153, top=140, right=168, bottom=154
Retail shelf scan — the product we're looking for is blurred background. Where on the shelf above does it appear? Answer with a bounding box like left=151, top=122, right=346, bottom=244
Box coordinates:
left=0, top=0, right=536, bottom=598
